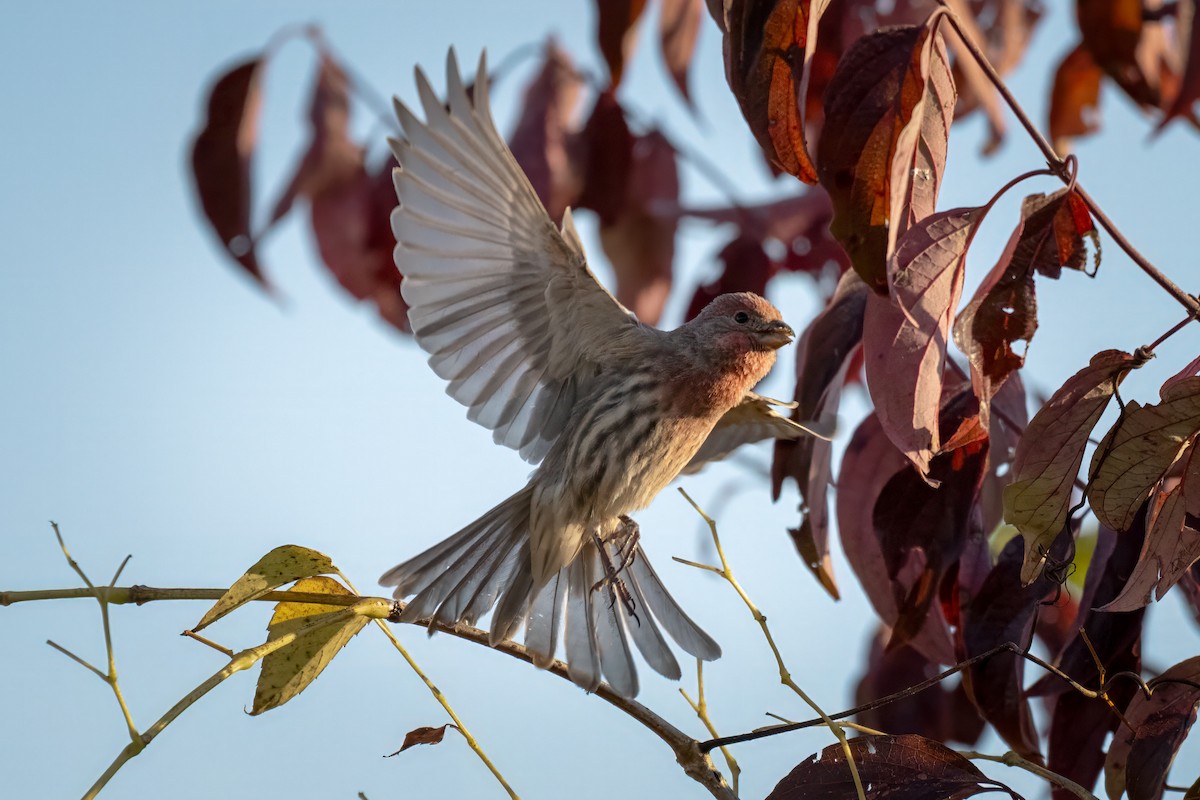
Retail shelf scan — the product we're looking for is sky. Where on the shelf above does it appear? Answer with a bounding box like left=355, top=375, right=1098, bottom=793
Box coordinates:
left=2, top=1, right=1198, bottom=798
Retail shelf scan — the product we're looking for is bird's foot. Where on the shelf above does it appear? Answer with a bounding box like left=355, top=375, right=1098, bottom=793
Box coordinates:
left=590, top=522, right=641, bottom=625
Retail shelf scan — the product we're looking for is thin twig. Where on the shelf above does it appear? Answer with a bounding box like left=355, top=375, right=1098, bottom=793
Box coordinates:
left=963, top=750, right=1098, bottom=800
left=675, top=489, right=867, bottom=800
left=336, top=571, right=520, bottom=800
left=680, top=660, right=741, bottom=796
left=935, top=2, right=1200, bottom=319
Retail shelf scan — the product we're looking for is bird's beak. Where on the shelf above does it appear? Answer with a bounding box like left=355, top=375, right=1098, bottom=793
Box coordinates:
left=759, top=320, right=795, bottom=350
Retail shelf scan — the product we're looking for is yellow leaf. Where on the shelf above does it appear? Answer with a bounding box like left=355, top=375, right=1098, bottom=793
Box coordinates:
left=251, top=576, right=369, bottom=715
left=194, top=545, right=336, bottom=631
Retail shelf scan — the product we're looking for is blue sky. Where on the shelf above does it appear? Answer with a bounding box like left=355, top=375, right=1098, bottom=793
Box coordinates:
left=2, top=2, right=1198, bottom=798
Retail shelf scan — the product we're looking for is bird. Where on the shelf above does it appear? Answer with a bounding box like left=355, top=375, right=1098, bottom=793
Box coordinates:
left=380, top=50, right=823, bottom=697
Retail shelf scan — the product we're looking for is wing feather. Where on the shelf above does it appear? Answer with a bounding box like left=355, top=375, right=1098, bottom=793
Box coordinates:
left=392, top=50, right=637, bottom=462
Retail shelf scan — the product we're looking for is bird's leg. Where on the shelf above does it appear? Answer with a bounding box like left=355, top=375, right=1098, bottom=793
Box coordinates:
left=590, top=517, right=641, bottom=623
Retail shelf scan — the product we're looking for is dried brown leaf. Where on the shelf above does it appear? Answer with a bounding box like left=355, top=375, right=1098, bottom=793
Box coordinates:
left=1004, top=349, right=1142, bottom=583
left=386, top=724, right=455, bottom=756
left=1159, top=0, right=1200, bottom=127
left=190, top=58, right=266, bottom=284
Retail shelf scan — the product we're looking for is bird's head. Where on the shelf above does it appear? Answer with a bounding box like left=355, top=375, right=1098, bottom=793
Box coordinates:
left=690, top=292, right=795, bottom=356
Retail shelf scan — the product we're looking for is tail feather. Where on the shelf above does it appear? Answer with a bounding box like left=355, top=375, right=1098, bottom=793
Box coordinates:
left=379, top=486, right=720, bottom=696
left=525, top=572, right=565, bottom=667
left=627, top=554, right=722, bottom=662
left=564, top=556, right=601, bottom=692
left=587, top=549, right=638, bottom=697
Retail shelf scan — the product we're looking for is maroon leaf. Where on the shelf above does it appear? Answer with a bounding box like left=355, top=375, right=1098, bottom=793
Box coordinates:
left=269, top=55, right=364, bottom=225
left=766, top=734, right=1021, bottom=800
left=190, top=58, right=266, bottom=284
left=686, top=236, right=776, bottom=321
left=309, top=158, right=408, bottom=332
left=838, top=412, right=957, bottom=664
left=575, top=91, right=635, bottom=226
left=1159, top=0, right=1200, bottom=128
left=595, top=0, right=648, bottom=88
left=876, top=388, right=990, bottom=651
left=818, top=22, right=955, bottom=292
left=1005, top=349, right=1143, bottom=583
left=864, top=206, right=985, bottom=476
left=598, top=131, right=678, bottom=324
left=385, top=723, right=454, bottom=756
left=1029, top=521, right=1146, bottom=800
left=854, top=633, right=985, bottom=746
left=659, top=0, right=703, bottom=103
left=509, top=41, right=585, bottom=224
left=1089, top=377, right=1200, bottom=532
left=960, top=533, right=1069, bottom=759
left=953, top=188, right=1098, bottom=427
left=725, top=0, right=829, bottom=183
left=1164, top=353, right=1200, bottom=396
left=1102, top=450, right=1200, bottom=611
left=773, top=270, right=869, bottom=596
left=1106, top=656, right=1200, bottom=800
left=1049, top=44, right=1104, bottom=151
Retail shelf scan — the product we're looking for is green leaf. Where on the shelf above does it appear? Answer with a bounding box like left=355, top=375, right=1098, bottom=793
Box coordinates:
left=251, top=576, right=369, bottom=715
left=194, top=544, right=336, bottom=631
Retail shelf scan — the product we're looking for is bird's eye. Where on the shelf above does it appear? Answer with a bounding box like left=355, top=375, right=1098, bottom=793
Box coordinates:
left=734, top=311, right=750, bottom=324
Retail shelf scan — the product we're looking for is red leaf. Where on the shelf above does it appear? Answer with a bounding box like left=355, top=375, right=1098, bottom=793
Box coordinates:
left=1105, top=656, right=1200, bottom=800
left=598, top=131, right=678, bottom=324
left=818, top=23, right=955, bottom=292
left=1160, top=0, right=1200, bottom=128
left=773, top=270, right=869, bottom=596
left=509, top=41, right=585, bottom=224
left=864, top=206, right=985, bottom=476
left=960, top=534, right=1069, bottom=760
left=386, top=723, right=454, bottom=756
left=309, top=158, right=408, bottom=332
left=980, top=374, right=1030, bottom=535
left=659, top=0, right=703, bottom=103
left=1163, top=352, right=1200, bottom=395
left=766, top=734, right=1021, bottom=800
left=876, top=388, right=990, bottom=651
left=190, top=58, right=266, bottom=285
left=576, top=91, right=635, bottom=227
left=725, top=0, right=830, bottom=183
left=1102, top=449, right=1200, bottom=611
left=1004, top=349, right=1143, bottom=583
left=1049, top=44, right=1104, bottom=151
left=686, top=236, right=776, bottom=322
left=1089, top=377, right=1200, bottom=532
left=838, top=413, right=957, bottom=664
left=269, top=55, right=364, bottom=225
left=953, top=188, right=1098, bottom=427
left=595, top=0, right=648, bottom=88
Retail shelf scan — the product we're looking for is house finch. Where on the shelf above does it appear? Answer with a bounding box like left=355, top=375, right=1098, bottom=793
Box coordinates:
left=381, top=51, right=820, bottom=697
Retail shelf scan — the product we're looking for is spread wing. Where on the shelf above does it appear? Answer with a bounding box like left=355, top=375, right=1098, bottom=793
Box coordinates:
left=390, top=50, right=637, bottom=463
left=682, top=393, right=833, bottom=474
